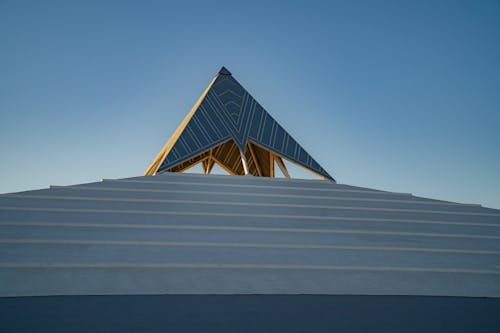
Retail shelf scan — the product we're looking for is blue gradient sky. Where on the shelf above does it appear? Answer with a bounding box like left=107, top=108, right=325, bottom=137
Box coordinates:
left=1, top=1, right=499, bottom=208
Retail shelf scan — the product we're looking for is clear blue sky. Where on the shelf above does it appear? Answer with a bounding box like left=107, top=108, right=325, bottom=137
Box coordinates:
left=1, top=0, right=499, bottom=208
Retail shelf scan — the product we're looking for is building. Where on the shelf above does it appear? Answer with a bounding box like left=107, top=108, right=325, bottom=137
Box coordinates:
left=1, top=67, right=499, bottom=332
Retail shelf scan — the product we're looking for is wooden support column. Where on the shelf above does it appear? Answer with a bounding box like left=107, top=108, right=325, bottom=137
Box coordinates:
left=275, top=156, right=290, bottom=178
left=240, top=149, right=250, bottom=175
left=203, top=149, right=215, bottom=174
left=205, top=158, right=215, bottom=174
left=248, top=143, right=262, bottom=176
left=202, top=159, right=208, bottom=174
left=269, top=152, right=275, bottom=177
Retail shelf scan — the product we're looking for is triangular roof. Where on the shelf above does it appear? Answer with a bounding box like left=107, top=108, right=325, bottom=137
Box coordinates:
left=145, top=67, right=335, bottom=181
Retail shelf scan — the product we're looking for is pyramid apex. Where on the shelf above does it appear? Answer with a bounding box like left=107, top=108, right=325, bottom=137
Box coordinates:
left=218, top=66, right=232, bottom=76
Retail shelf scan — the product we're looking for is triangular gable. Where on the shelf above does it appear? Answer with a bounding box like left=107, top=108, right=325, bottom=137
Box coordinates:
left=145, top=67, right=335, bottom=182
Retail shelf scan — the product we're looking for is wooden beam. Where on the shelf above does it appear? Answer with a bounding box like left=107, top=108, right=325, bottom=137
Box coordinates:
left=211, top=155, right=237, bottom=176
left=269, top=152, right=275, bottom=177
left=175, top=156, right=209, bottom=173
left=202, top=160, right=207, bottom=174
left=248, top=143, right=262, bottom=176
left=275, top=156, right=290, bottom=178
left=206, top=158, right=215, bottom=174
left=240, top=150, right=249, bottom=175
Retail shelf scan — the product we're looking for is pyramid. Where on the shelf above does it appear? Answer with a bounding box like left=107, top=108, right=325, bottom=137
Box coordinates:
left=145, top=67, right=335, bottom=181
